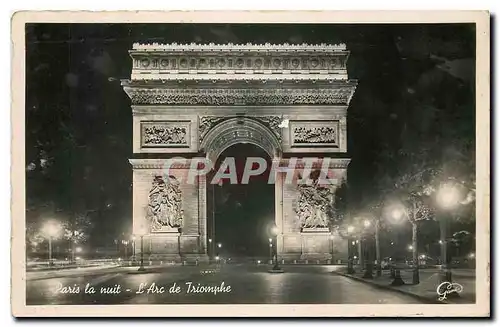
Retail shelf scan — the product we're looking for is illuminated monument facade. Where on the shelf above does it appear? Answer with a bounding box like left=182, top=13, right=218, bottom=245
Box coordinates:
left=122, top=43, right=357, bottom=263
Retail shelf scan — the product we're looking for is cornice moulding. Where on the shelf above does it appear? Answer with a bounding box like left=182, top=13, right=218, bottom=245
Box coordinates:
left=132, top=42, right=347, bottom=52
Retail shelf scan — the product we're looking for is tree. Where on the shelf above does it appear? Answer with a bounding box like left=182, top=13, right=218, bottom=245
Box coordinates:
left=62, top=211, right=94, bottom=262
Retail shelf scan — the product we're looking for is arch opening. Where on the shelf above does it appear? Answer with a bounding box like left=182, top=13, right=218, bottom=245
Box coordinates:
left=206, top=143, right=276, bottom=262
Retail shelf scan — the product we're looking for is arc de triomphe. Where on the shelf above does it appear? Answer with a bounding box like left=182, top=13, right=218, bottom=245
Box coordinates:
left=122, top=43, right=357, bottom=263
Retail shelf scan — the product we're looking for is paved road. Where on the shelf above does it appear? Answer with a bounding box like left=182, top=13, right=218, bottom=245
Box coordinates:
left=26, top=264, right=424, bottom=305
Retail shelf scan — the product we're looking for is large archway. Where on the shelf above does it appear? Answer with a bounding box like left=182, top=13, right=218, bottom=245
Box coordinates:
left=207, top=143, right=275, bottom=261
left=126, top=42, right=356, bottom=264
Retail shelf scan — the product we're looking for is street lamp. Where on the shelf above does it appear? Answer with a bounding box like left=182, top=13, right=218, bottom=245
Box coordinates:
left=360, top=218, right=374, bottom=279
left=42, top=220, right=62, bottom=266
left=391, top=208, right=404, bottom=222
left=122, top=240, right=129, bottom=263
left=268, top=222, right=283, bottom=273
left=329, top=234, right=335, bottom=264
left=208, top=238, right=213, bottom=262
left=346, top=225, right=356, bottom=274
left=136, top=225, right=147, bottom=272
left=269, top=242, right=273, bottom=264
left=386, top=205, right=406, bottom=286
left=131, top=235, right=136, bottom=262
left=437, top=182, right=461, bottom=283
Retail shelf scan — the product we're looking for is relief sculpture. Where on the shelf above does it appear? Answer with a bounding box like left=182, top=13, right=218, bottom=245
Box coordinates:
left=295, top=176, right=335, bottom=229
left=293, top=126, right=337, bottom=144
left=143, top=125, right=187, bottom=145
left=146, top=175, right=183, bottom=231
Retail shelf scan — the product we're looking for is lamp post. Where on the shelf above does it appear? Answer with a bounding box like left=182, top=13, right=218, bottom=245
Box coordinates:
left=268, top=222, right=283, bottom=273
left=42, top=220, right=62, bottom=266
left=347, top=225, right=356, bottom=274
left=389, top=207, right=405, bottom=286
left=329, top=234, right=335, bottom=264
left=208, top=238, right=213, bottom=262
left=374, top=219, right=381, bottom=277
left=137, top=226, right=147, bottom=272
left=437, top=182, right=460, bottom=284
left=70, top=230, right=80, bottom=264
left=362, top=219, right=373, bottom=279
left=122, top=240, right=129, bottom=263
left=131, top=235, right=136, bottom=263
left=268, top=238, right=273, bottom=264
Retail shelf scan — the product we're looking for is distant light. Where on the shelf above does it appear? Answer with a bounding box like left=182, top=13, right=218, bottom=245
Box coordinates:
left=118, top=258, right=122, bottom=261
left=347, top=225, right=355, bottom=233
left=390, top=242, right=394, bottom=245
left=75, top=256, right=81, bottom=260
left=437, top=183, right=461, bottom=209
left=215, top=256, right=220, bottom=260
left=217, top=243, right=222, bottom=248
left=209, top=238, right=212, bottom=243
left=420, top=254, right=426, bottom=259
left=42, top=220, right=62, bottom=238
left=388, top=257, right=392, bottom=261
left=257, top=260, right=261, bottom=264
left=353, top=256, right=358, bottom=259
left=75, top=247, right=82, bottom=253
left=439, top=240, right=443, bottom=244
left=269, top=243, right=272, bottom=247
left=363, top=220, right=371, bottom=228
left=391, top=208, right=404, bottom=221
left=408, top=245, right=413, bottom=251
left=356, top=240, right=359, bottom=244
left=469, top=253, right=475, bottom=259
left=351, top=241, right=355, bottom=245
left=270, top=225, right=279, bottom=236
left=268, top=238, right=272, bottom=243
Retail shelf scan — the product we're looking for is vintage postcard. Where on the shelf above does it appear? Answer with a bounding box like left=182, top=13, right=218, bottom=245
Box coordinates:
left=11, top=11, right=490, bottom=317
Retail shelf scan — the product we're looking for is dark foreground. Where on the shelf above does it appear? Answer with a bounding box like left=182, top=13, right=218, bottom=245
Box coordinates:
left=26, top=264, right=425, bottom=305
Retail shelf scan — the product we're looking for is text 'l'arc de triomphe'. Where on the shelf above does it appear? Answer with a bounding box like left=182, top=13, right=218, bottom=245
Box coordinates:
left=122, top=43, right=357, bottom=263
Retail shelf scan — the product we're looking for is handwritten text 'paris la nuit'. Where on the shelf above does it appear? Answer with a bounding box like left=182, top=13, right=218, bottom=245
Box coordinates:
left=55, top=281, right=231, bottom=296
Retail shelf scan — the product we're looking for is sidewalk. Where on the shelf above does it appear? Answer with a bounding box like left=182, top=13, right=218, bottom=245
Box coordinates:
left=334, top=267, right=476, bottom=304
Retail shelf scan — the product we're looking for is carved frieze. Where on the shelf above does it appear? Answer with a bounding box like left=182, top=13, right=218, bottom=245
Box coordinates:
left=199, top=115, right=282, bottom=143
left=128, top=88, right=353, bottom=105
left=130, top=43, right=349, bottom=76
left=146, top=175, right=183, bottom=232
left=141, top=121, right=190, bottom=148
left=132, top=54, right=347, bottom=72
left=290, top=121, right=339, bottom=147
left=293, top=126, right=336, bottom=144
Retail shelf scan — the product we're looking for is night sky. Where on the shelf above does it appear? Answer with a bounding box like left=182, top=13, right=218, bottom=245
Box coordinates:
left=25, top=24, right=476, bottom=253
